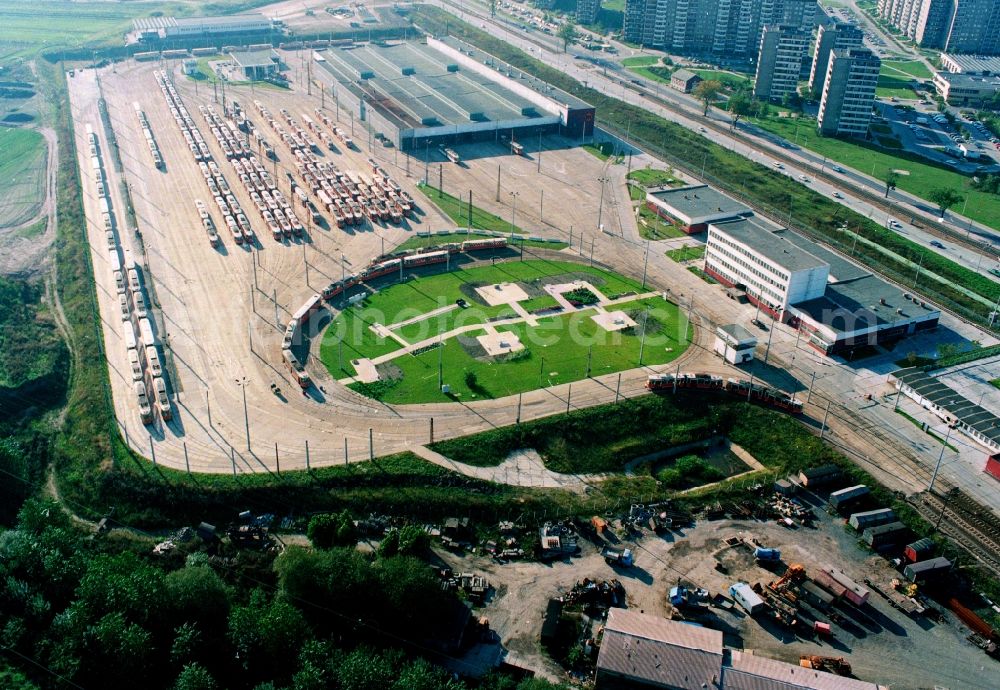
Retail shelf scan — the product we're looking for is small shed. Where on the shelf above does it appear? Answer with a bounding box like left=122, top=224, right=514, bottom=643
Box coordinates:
left=715, top=323, right=757, bottom=365
left=671, top=68, right=703, bottom=93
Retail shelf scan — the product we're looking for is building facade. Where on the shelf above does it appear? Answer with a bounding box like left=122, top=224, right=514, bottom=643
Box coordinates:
left=576, top=0, right=603, bottom=24
left=933, top=71, right=1000, bottom=105
left=753, top=24, right=811, bottom=101
left=809, top=22, right=864, bottom=93
left=878, top=0, right=1000, bottom=54
left=817, top=47, right=880, bottom=137
left=622, top=0, right=818, bottom=62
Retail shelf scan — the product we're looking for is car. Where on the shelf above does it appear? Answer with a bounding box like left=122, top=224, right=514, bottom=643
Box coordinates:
left=832, top=165, right=844, bottom=173
left=773, top=161, right=783, bottom=169
left=930, top=240, right=945, bottom=249
left=989, top=268, right=1000, bottom=277
left=798, top=175, right=810, bottom=183
left=832, top=191, right=843, bottom=199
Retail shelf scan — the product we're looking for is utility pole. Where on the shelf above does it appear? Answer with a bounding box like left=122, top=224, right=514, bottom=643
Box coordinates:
left=928, top=425, right=953, bottom=493
left=495, top=164, right=501, bottom=201
left=235, top=377, right=250, bottom=451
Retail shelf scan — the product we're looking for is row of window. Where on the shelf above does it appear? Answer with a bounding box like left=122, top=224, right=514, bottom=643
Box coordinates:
left=708, top=232, right=790, bottom=285
left=705, top=249, right=784, bottom=307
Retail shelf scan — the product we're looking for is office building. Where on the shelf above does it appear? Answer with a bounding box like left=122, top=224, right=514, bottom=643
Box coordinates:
left=622, top=0, right=819, bottom=61
left=933, top=71, right=1000, bottom=105
left=809, top=22, right=864, bottom=93
left=576, top=0, right=602, bottom=24
left=878, top=0, right=1000, bottom=54
left=753, top=24, right=810, bottom=101
left=704, top=213, right=940, bottom=356
left=817, top=47, right=880, bottom=137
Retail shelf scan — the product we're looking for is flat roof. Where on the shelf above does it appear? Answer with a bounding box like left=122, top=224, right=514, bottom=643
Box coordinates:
left=230, top=48, right=278, bottom=68
left=776, top=230, right=868, bottom=282
left=793, top=273, right=938, bottom=333
left=893, top=367, right=1000, bottom=446
left=174, top=13, right=269, bottom=28
left=598, top=610, right=722, bottom=688
left=711, top=216, right=827, bottom=273
left=937, top=72, right=1000, bottom=88
left=718, top=323, right=757, bottom=343
left=725, top=650, right=885, bottom=690
left=650, top=185, right=752, bottom=223
left=317, top=41, right=552, bottom=131
left=942, top=53, right=1000, bottom=74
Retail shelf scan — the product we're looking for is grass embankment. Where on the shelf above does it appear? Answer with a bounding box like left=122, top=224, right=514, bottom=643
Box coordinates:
left=0, top=126, right=46, bottom=227
left=410, top=6, right=1000, bottom=327
left=416, top=181, right=529, bottom=235
left=321, top=259, right=688, bottom=402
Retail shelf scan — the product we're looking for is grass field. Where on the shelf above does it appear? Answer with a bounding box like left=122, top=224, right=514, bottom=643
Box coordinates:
left=628, top=167, right=682, bottom=188
left=393, top=233, right=567, bottom=253
left=665, top=245, right=705, bottom=262
left=622, top=56, right=673, bottom=84
left=753, top=113, right=1000, bottom=230
left=320, top=260, right=688, bottom=403
left=416, top=182, right=531, bottom=235
left=0, top=126, right=46, bottom=228
left=876, top=75, right=918, bottom=100
left=882, top=59, right=932, bottom=80
left=638, top=206, right=686, bottom=240
left=692, top=69, right=751, bottom=90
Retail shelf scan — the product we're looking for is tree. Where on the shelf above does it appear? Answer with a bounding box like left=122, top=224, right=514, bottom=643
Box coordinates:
left=727, top=92, right=755, bottom=129
left=928, top=187, right=964, bottom=218
left=557, top=22, right=577, bottom=53
left=173, top=663, right=218, bottom=690
left=884, top=170, right=899, bottom=198
left=393, top=658, right=465, bottom=690
left=395, top=524, right=430, bottom=556
left=164, top=564, right=231, bottom=635
left=228, top=589, right=309, bottom=681
left=307, top=511, right=357, bottom=549
left=489, top=0, right=497, bottom=17
left=693, top=80, right=723, bottom=116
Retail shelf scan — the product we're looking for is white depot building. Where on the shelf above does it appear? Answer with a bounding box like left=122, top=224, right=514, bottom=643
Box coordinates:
left=704, top=214, right=940, bottom=356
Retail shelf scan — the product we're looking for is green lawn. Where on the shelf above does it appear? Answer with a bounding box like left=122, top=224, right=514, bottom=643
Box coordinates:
left=320, top=260, right=679, bottom=399
left=753, top=113, right=1000, bottom=230
left=638, top=206, right=686, bottom=240
left=621, top=56, right=659, bottom=68
left=354, top=295, right=688, bottom=404
left=416, top=182, right=529, bottom=235
left=882, top=59, right=932, bottom=80
left=876, top=75, right=918, bottom=100
left=583, top=142, right=616, bottom=160
left=622, top=57, right=673, bottom=84
left=628, top=167, right=682, bottom=188
left=691, top=69, right=751, bottom=90
left=665, top=245, right=705, bottom=262
left=0, top=126, right=46, bottom=227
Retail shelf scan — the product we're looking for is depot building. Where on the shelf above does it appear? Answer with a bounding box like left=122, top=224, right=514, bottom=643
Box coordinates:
left=703, top=211, right=939, bottom=357
left=313, top=37, right=595, bottom=151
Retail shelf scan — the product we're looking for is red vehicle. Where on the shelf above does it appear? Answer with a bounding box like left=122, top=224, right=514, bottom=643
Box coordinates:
left=403, top=250, right=449, bottom=268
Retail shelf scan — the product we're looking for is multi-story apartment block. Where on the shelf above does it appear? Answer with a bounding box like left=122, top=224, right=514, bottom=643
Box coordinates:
left=877, top=0, right=1000, bottom=54
left=753, top=24, right=811, bottom=101
left=817, top=47, right=881, bottom=137
left=809, top=22, right=864, bottom=93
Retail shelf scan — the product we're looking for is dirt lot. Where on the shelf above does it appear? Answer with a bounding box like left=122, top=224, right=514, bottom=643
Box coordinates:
left=67, top=53, right=700, bottom=474
left=434, top=488, right=996, bottom=689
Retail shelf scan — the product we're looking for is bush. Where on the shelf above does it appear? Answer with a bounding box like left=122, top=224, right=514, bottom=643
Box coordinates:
left=307, top=511, right=358, bottom=549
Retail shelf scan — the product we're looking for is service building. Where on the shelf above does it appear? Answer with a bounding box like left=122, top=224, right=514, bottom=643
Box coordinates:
left=314, top=37, right=595, bottom=151
left=715, top=323, right=758, bottom=364
left=644, top=184, right=752, bottom=234
left=704, top=209, right=940, bottom=356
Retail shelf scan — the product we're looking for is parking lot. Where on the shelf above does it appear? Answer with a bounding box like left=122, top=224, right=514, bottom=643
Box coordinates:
left=876, top=102, right=1000, bottom=172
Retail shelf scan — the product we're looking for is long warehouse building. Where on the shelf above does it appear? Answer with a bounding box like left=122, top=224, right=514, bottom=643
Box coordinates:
left=314, top=37, right=595, bottom=151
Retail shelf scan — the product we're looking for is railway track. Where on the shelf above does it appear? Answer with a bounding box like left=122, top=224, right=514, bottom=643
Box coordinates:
left=912, top=489, right=1000, bottom=576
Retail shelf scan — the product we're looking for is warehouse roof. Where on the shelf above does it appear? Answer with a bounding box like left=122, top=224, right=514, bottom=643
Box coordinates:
left=775, top=230, right=868, bottom=282
left=892, top=367, right=1000, bottom=446
left=710, top=216, right=827, bottom=273
left=792, top=273, right=937, bottom=334
left=174, top=13, right=270, bottom=28
left=648, top=184, right=752, bottom=224
left=230, top=48, right=279, bottom=68
left=597, top=610, right=723, bottom=689
left=724, top=650, right=885, bottom=690
left=941, top=53, right=1000, bottom=75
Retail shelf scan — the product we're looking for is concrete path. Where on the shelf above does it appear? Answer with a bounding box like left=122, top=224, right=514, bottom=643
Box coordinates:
left=370, top=322, right=409, bottom=348
left=387, top=302, right=458, bottom=331
left=412, top=445, right=609, bottom=490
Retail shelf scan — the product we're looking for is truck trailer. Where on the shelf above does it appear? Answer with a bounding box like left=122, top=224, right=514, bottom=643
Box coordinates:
left=729, top=582, right=765, bottom=615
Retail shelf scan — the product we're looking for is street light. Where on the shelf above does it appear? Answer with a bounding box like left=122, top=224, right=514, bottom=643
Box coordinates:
left=235, top=377, right=250, bottom=451
left=596, top=176, right=610, bottom=232
left=509, top=190, right=519, bottom=238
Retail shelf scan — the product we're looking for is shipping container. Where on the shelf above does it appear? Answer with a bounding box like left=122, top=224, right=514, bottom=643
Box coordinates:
left=849, top=508, right=896, bottom=531
left=829, top=484, right=869, bottom=509
left=824, top=567, right=870, bottom=606
left=810, top=569, right=847, bottom=599
left=862, top=521, right=910, bottom=549
left=985, top=454, right=1000, bottom=482
left=904, top=557, right=951, bottom=583
left=728, top=582, right=765, bottom=615
left=904, top=538, right=935, bottom=563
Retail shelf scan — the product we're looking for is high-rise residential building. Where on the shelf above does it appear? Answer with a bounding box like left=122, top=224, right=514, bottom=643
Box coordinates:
left=809, top=22, right=864, bottom=93
left=817, top=47, right=881, bottom=137
left=753, top=24, right=810, bottom=101
left=621, top=0, right=819, bottom=60
left=877, top=0, right=1000, bottom=54
left=575, top=0, right=602, bottom=24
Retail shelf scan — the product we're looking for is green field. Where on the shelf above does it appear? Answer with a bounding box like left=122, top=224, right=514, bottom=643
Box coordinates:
left=882, top=59, right=932, bottom=80
left=393, top=232, right=567, bottom=253
left=622, top=56, right=673, bottom=84
left=691, top=69, right=751, bottom=90
left=416, top=182, right=531, bottom=235
left=876, top=75, right=918, bottom=100
left=753, top=113, right=1000, bottom=230
left=638, top=205, right=686, bottom=239
left=628, top=167, right=682, bottom=188
left=320, top=260, right=688, bottom=403
left=665, top=245, right=705, bottom=262
left=0, top=126, right=46, bottom=227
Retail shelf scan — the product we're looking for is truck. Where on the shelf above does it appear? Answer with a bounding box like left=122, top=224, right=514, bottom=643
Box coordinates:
left=602, top=546, right=633, bottom=567
left=754, top=547, right=781, bottom=562
left=729, top=582, right=765, bottom=615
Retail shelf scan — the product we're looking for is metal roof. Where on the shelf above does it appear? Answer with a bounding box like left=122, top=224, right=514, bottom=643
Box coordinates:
left=229, top=49, right=278, bottom=68
left=892, top=367, right=1000, bottom=446
left=724, top=651, right=886, bottom=690
left=597, top=610, right=723, bottom=689
left=718, top=323, right=757, bottom=344
left=671, top=68, right=701, bottom=83
left=941, top=53, right=1000, bottom=75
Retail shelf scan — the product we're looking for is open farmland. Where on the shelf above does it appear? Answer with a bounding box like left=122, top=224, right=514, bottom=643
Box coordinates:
left=0, top=126, right=46, bottom=227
